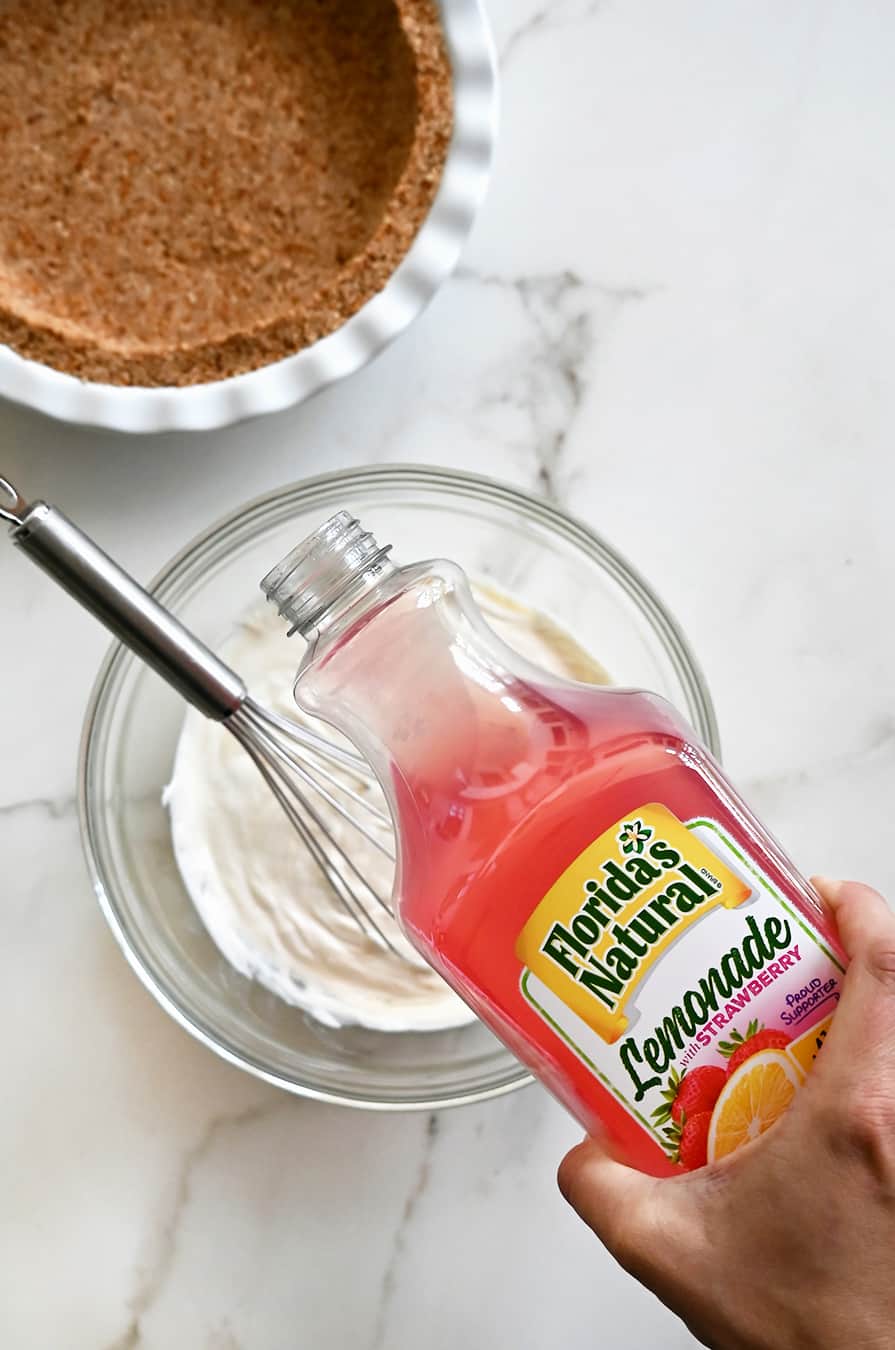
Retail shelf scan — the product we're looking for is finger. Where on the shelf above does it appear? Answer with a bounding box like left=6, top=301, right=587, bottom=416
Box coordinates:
left=810, top=878, right=895, bottom=1073
left=813, top=877, right=895, bottom=964
left=558, top=1135, right=667, bottom=1278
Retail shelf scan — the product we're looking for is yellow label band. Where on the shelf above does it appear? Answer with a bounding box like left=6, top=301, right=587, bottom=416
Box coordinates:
left=787, top=1014, right=835, bottom=1078
left=516, top=804, right=751, bottom=1044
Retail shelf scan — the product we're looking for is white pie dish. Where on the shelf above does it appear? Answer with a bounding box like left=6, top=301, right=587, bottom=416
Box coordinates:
left=0, top=0, right=497, bottom=433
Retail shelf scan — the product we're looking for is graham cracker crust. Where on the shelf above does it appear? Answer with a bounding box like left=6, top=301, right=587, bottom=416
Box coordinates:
left=0, top=0, right=452, bottom=386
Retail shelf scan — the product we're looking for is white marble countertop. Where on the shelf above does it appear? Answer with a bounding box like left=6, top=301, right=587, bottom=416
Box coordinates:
left=3, top=2, right=895, bottom=1346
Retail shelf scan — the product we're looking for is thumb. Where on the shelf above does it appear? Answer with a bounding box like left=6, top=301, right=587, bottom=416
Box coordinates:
left=558, top=1134, right=668, bottom=1278
left=811, top=877, right=895, bottom=1075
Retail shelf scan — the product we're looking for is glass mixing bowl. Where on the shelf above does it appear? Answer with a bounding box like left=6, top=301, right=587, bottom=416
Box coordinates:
left=79, top=465, right=720, bottom=1110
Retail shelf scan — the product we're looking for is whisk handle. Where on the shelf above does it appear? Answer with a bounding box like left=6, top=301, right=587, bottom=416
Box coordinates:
left=11, top=503, right=245, bottom=720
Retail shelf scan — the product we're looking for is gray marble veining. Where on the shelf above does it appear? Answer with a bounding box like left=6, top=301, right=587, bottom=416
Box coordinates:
left=3, top=2, right=895, bottom=1346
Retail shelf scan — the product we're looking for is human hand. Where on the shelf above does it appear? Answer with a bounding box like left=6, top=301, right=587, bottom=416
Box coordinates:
left=558, top=879, right=895, bottom=1350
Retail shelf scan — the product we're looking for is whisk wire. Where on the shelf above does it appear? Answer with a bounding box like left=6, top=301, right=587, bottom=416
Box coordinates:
left=256, top=703, right=370, bottom=776
left=242, top=709, right=395, bottom=859
left=241, top=701, right=392, bottom=835
left=230, top=709, right=401, bottom=956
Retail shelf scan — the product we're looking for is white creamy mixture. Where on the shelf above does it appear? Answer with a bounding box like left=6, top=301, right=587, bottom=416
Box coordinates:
left=166, top=585, right=610, bottom=1032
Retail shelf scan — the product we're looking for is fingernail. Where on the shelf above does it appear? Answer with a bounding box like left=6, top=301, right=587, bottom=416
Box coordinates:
left=811, top=875, right=843, bottom=902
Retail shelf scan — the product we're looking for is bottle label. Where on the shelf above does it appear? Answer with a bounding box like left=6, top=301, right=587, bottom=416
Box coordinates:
left=516, top=804, right=843, bottom=1168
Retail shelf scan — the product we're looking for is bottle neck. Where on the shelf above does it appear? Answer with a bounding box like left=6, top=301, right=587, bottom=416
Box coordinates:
left=260, top=511, right=396, bottom=640
left=308, top=556, right=399, bottom=643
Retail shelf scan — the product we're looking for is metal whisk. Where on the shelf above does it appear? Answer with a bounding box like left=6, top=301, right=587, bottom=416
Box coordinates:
left=0, top=475, right=402, bottom=955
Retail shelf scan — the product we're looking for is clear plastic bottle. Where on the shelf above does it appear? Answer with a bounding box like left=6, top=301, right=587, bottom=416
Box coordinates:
left=262, top=513, right=844, bottom=1175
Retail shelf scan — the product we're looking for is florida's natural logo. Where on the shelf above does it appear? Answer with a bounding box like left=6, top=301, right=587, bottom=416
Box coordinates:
left=515, top=804, right=752, bottom=1044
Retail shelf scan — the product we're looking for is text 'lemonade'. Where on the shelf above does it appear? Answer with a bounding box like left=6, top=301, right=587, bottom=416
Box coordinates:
left=262, top=515, right=843, bottom=1175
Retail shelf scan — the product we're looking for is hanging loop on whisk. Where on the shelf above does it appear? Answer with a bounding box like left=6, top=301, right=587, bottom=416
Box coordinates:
left=0, top=475, right=28, bottom=526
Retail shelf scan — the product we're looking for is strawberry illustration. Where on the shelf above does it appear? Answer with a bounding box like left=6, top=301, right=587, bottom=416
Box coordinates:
left=719, top=1020, right=791, bottom=1077
left=655, top=1066, right=726, bottom=1168
left=677, top=1110, right=712, bottom=1171
left=651, top=1065, right=726, bottom=1128
left=670, top=1065, right=726, bottom=1123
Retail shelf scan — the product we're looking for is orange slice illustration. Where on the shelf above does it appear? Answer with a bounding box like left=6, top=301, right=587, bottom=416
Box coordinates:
left=707, top=1049, right=803, bottom=1163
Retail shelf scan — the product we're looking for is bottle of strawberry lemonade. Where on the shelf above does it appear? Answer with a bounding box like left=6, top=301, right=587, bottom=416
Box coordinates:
left=262, top=513, right=845, bottom=1176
